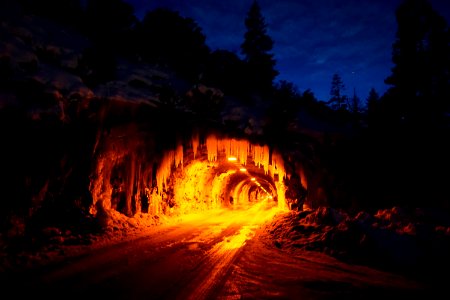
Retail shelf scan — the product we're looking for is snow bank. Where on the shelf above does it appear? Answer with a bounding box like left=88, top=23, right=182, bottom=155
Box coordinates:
left=264, top=206, right=450, bottom=276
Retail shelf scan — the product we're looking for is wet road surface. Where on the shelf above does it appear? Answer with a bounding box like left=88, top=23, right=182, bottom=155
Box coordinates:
left=1, top=201, right=433, bottom=299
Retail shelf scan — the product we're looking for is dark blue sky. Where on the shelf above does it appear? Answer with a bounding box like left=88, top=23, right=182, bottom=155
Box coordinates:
left=124, top=0, right=450, bottom=102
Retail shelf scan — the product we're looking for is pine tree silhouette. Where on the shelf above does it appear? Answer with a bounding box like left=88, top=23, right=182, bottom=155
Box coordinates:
left=384, top=0, right=450, bottom=127
left=241, top=0, right=278, bottom=97
left=328, top=73, right=347, bottom=110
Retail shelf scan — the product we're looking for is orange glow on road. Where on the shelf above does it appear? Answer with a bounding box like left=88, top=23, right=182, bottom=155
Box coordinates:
left=214, top=199, right=280, bottom=251
left=182, top=199, right=282, bottom=300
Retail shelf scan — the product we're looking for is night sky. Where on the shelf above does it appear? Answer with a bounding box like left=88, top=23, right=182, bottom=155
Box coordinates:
left=125, top=0, right=450, bottom=102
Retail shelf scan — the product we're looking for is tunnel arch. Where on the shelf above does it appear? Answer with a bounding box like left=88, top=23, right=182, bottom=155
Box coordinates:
left=89, top=129, right=291, bottom=219
left=169, top=135, right=286, bottom=216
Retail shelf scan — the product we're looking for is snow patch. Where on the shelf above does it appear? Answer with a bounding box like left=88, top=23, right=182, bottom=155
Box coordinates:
left=263, top=206, right=450, bottom=276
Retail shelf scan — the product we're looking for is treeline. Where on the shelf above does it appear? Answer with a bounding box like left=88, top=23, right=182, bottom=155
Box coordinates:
left=17, top=1, right=271, bottom=93
left=327, top=0, right=450, bottom=211
left=13, top=0, right=450, bottom=128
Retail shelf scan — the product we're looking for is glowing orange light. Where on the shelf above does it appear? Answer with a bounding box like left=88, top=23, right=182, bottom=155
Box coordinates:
left=239, top=168, right=247, bottom=172
left=228, top=156, right=237, bottom=161
left=250, top=177, right=255, bottom=181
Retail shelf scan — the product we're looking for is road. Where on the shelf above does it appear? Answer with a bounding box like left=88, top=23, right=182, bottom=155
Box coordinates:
left=1, top=200, right=433, bottom=300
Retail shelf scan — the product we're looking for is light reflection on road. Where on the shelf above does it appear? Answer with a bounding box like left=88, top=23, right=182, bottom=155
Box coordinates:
left=173, top=199, right=283, bottom=300
left=1, top=197, right=428, bottom=300
left=2, top=199, right=284, bottom=300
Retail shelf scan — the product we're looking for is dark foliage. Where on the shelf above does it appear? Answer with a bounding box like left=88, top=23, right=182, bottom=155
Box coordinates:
left=349, top=89, right=361, bottom=114
left=337, top=0, right=450, bottom=211
left=137, top=8, right=210, bottom=82
left=241, top=0, right=279, bottom=97
left=202, top=50, right=247, bottom=97
left=383, top=0, right=450, bottom=128
left=365, top=87, right=380, bottom=127
left=328, top=73, right=347, bottom=111
left=266, top=80, right=301, bottom=134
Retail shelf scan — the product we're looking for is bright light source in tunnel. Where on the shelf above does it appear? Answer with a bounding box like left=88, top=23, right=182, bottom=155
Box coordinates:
left=239, top=168, right=247, bottom=172
left=227, top=156, right=237, bottom=161
left=250, top=177, right=255, bottom=181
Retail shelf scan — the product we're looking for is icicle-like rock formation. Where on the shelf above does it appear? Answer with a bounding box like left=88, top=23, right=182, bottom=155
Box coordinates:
left=205, top=135, right=284, bottom=181
left=90, top=130, right=288, bottom=220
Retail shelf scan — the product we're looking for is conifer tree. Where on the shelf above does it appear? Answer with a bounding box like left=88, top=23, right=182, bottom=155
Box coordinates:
left=350, top=88, right=361, bottom=114
left=241, top=0, right=278, bottom=95
left=366, top=88, right=379, bottom=112
left=384, top=0, right=450, bottom=125
left=328, top=73, right=347, bottom=110
left=365, top=87, right=381, bottom=127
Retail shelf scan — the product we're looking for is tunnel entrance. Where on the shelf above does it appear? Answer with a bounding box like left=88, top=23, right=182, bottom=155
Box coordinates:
left=89, top=132, right=290, bottom=225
